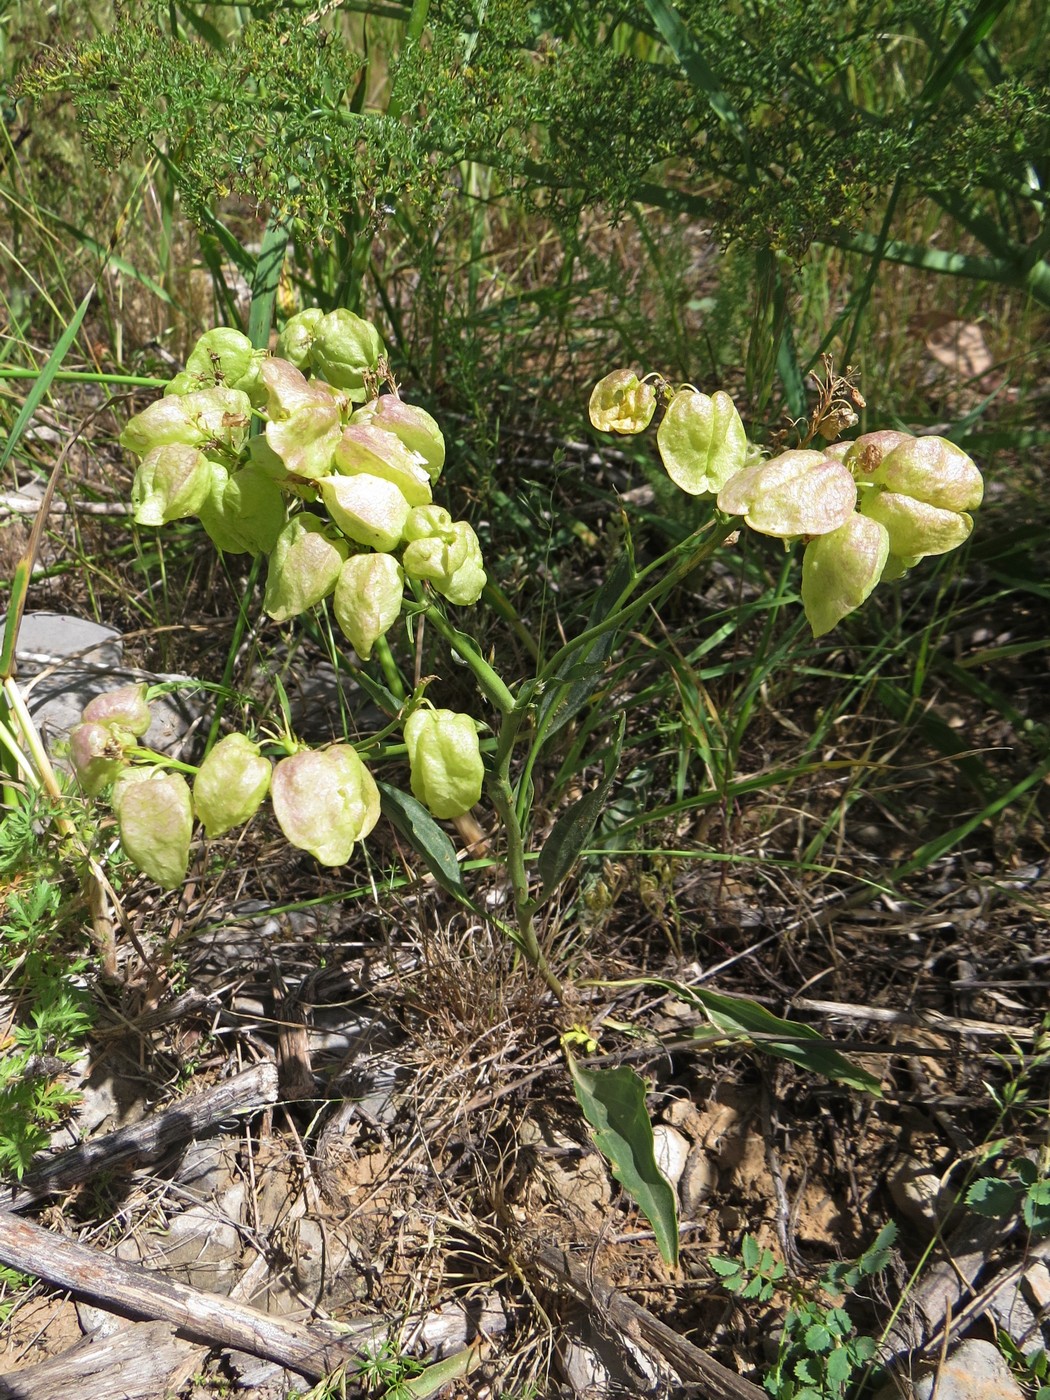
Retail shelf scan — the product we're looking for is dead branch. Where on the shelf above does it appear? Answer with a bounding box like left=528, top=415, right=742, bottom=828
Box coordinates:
left=3, top=1062, right=280, bottom=1212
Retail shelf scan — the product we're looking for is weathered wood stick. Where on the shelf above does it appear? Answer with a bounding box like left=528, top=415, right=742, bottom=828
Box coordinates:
left=0, top=1320, right=190, bottom=1400
left=4, top=1062, right=280, bottom=1212
left=0, top=1210, right=387, bottom=1381
left=530, top=1243, right=767, bottom=1400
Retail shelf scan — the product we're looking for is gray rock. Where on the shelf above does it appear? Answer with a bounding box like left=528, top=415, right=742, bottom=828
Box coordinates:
left=6, top=610, right=201, bottom=761
left=914, top=1338, right=1026, bottom=1400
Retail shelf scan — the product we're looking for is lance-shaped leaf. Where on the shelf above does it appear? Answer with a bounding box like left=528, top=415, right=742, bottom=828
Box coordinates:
left=378, top=781, right=476, bottom=907
left=568, top=1055, right=679, bottom=1268
left=536, top=714, right=625, bottom=904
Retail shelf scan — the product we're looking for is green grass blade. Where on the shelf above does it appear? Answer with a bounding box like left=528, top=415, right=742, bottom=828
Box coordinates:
left=248, top=218, right=290, bottom=350
left=918, top=0, right=1012, bottom=109
left=0, top=285, right=92, bottom=479
left=888, top=751, right=1050, bottom=882
left=641, top=0, right=753, bottom=172
left=1, top=285, right=94, bottom=678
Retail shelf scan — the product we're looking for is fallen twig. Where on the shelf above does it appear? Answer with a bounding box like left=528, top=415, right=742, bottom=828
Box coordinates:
left=3, top=1062, right=280, bottom=1212
left=0, top=1210, right=388, bottom=1381
left=528, top=1242, right=767, bottom=1400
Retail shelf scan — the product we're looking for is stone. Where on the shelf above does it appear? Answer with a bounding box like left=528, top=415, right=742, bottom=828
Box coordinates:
left=914, top=1338, right=1026, bottom=1400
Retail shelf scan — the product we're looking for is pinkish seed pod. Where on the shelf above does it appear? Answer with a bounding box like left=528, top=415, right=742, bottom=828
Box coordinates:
left=112, top=770, right=193, bottom=889
left=588, top=370, right=657, bottom=435
left=656, top=389, right=748, bottom=495
left=317, top=473, right=411, bottom=553
left=131, top=444, right=214, bottom=526
left=717, top=449, right=857, bottom=538
left=868, top=435, right=983, bottom=512
left=193, top=734, right=271, bottom=838
left=270, top=746, right=380, bottom=866
left=263, top=516, right=349, bottom=623
left=333, top=553, right=405, bottom=660
left=69, top=721, right=129, bottom=796
left=82, top=683, right=151, bottom=738
left=351, top=396, right=445, bottom=482
left=842, top=431, right=914, bottom=476
left=333, top=424, right=433, bottom=507
left=801, top=514, right=890, bottom=637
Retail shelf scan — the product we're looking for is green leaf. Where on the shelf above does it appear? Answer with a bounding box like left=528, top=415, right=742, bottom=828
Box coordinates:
left=740, top=1233, right=760, bottom=1269
left=248, top=218, right=290, bottom=351
left=641, top=0, right=753, bottom=172
left=537, top=555, right=632, bottom=740
left=639, top=978, right=883, bottom=1095
left=1, top=286, right=94, bottom=679
left=567, top=1056, right=679, bottom=1268
left=378, top=783, right=476, bottom=909
left=826, top=1347, right=855, bottom=1387
left=708, top=1256, right=742, bottom=1278
left=966, top=1176, right=1019, bottom=1218
left=535, top=713, right=625, bottom=904
left=805, top=1324, right=833, bottom=1353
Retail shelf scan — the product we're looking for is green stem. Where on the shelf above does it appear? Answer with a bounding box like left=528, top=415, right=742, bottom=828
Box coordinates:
left=538, top=517, right=737, bottom=684
left=373, top=634, right=407, bottom=702
left=0, top=369, right=166, bottom=387
left=206, top=556, right=263, bottom=752
left=423, top=604, right=516, bottom=715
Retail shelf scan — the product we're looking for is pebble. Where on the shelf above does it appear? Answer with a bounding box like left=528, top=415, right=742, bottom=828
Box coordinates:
left=914, top=1338, right=1026, bottom=1400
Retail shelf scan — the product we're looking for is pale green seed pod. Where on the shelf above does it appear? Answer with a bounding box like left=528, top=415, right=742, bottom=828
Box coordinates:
left=221, top=467, right=287, bottom=554
left=859, top=491, right=974, bottom=559
left=317, top=473, right=411, bottom=553
left=69, top=721, right=130, bottom=796
left=198, top=462, right=246, bottom=553
left=401, top=514, right=471, bottom=581
left=717, top=449, right=857, bottom=538
left=185, top=328, right=264, bottom=400
left=333, top=553, right=405, bottom=660
left=588, top=370, right=657, bottom=435
left=120, top=387, right=252, bottom=457
left=867, top=436, right=983, bottom=513
left=311, top=310, right=385, bottom=400
left=271, top=745, right=380, bottom=866
left=263, top=516, right=349, bottom=623
left=351, top=396, right=445, bottom=482
left=112, top=769, right=193, bottom=889
left=801, top=514, right=890, bottom=637
left=276, top=308, right=325, bottom=371
left=193, top=734, right=271, bottom=838
left=82, top=683, right=151, bottom=738
left=656, top=388, right=747, bottom=495
left=404, top=709, right=484, bottom=820
left=437, top=541, right=487, bottom=607
left=131, top=443, right=214, bottom=526
left=334, top=424, right=433, bottom=507
left=259, top=358, right=343, bottom=480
